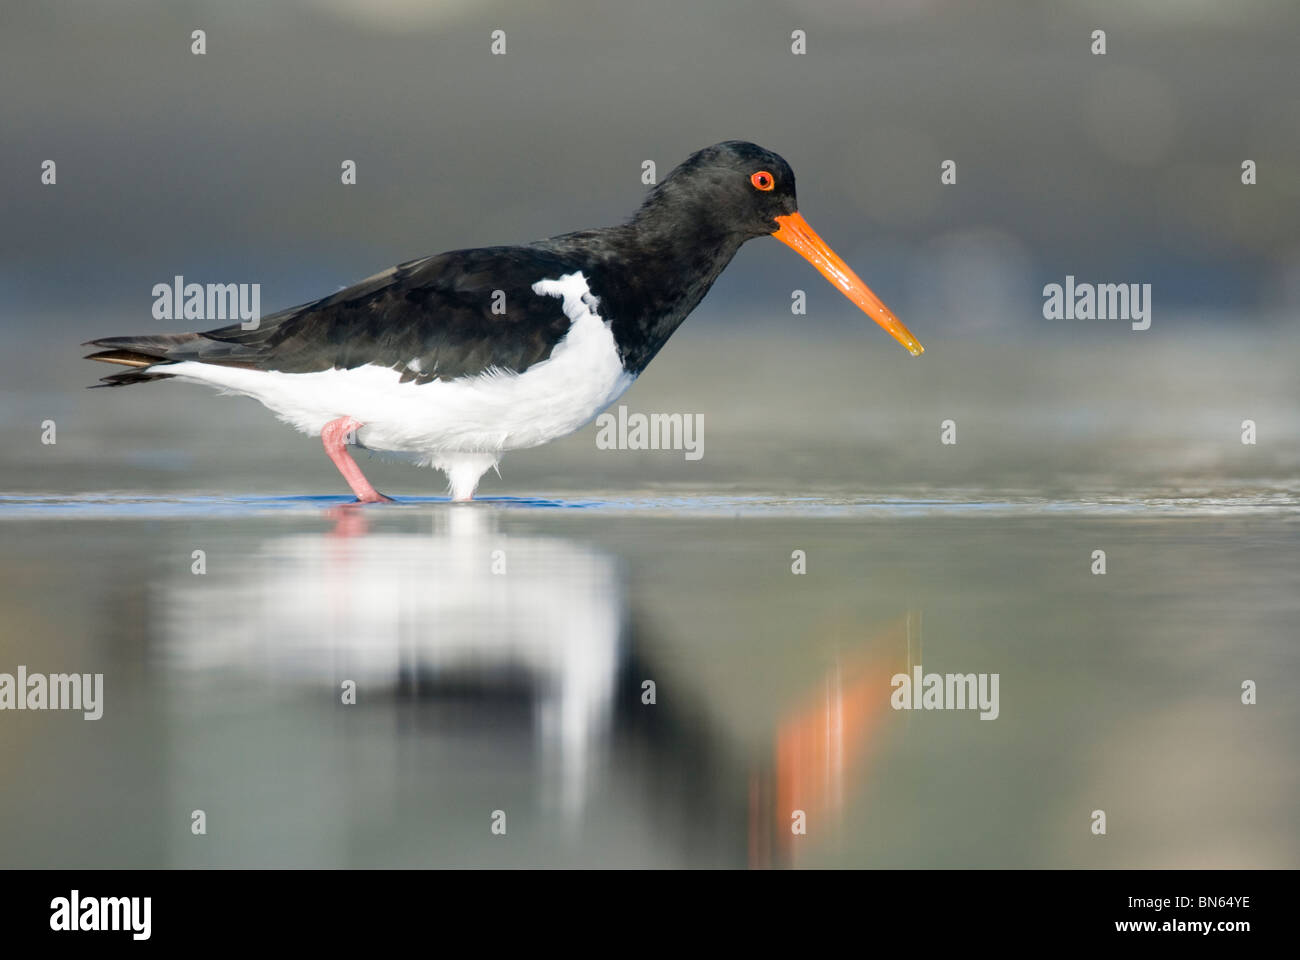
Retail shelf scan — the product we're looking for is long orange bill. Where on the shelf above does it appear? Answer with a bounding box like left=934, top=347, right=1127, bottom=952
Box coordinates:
left=772, top=212, right=924, bottom=356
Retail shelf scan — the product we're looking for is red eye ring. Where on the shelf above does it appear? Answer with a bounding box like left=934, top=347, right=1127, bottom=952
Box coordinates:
left=750, top=170, right=775, bottom=191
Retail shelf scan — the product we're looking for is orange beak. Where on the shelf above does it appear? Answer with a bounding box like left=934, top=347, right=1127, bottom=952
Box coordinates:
left=772, top=212, right=924, bottom=356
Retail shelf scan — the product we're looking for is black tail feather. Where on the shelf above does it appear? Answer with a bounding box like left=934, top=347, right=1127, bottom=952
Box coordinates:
left=83, top=349, right=168, bottom=367
left=82, top=334, right=196, bottom=387
left=82, top=331, right=264, bottom=388
left=89, top=370, right=176, bottom=388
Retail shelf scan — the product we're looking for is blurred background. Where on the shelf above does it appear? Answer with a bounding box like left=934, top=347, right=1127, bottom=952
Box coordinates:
left=0, top=0, right=1296, bottom=868
left=1, top=0, right=1298, bottom=492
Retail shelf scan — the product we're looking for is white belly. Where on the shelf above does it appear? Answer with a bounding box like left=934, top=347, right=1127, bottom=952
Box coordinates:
left=157, top=272, right=636, bottom=460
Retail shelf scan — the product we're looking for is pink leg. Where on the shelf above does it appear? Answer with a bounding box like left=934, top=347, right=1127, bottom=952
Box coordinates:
left=321, top=417, right=393, bottom=503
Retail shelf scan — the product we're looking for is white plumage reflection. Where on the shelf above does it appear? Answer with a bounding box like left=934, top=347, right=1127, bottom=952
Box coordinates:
left=160, top=508, right=623, bottom=820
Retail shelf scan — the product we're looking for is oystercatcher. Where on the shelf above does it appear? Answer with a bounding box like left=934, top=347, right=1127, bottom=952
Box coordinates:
left=85, top=141, right=924, bottom=502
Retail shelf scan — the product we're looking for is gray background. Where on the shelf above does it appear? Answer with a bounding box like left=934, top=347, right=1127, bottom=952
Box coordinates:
left=3, top=0, right=1298, bottom=496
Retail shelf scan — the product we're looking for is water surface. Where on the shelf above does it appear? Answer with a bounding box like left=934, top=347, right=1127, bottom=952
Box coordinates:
left=1, top=489, right=1295, bottom=868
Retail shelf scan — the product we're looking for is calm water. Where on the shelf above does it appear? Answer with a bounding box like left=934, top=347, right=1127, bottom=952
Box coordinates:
left=0, top=491, right=1296, bottom=868
left=1, top=332, right=1297, bottom=867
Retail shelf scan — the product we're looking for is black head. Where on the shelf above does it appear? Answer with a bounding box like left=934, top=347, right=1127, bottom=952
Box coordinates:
left=635, top=141, right=798, bottom=240
left=626, top=140, right=924, bottom=357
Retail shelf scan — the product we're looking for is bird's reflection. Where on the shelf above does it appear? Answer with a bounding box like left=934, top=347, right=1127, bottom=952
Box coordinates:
left=749, top=614, right=914, bottom=868
left=163, top=507, right=622, bottom=819
left=159, top=506, right=914, bottom=866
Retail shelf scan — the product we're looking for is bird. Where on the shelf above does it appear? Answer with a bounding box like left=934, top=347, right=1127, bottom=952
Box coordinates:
left=85, top=141, right=924, bottom=502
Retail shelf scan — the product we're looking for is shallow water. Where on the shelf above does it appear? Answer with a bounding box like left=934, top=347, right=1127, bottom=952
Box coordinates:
left=3, top=490, right=1300, bottom=518
left=2, top=329, right=1297, bottom=866
left=0, top=490, right=1296, bottom=868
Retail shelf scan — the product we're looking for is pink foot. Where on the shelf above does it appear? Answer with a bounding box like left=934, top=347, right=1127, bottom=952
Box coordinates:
left=321, top=417, right=394, bottom=503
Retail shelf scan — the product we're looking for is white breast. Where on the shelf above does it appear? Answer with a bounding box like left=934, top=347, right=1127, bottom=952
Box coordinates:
left=158, top=271, right=636, bottom=460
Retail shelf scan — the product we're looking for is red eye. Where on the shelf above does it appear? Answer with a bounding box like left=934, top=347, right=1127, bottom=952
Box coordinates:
left=750, top=170, right=775, bottom=191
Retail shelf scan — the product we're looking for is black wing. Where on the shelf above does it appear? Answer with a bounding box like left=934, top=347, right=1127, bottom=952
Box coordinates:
left=86, top=246, right=582, bottom=384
